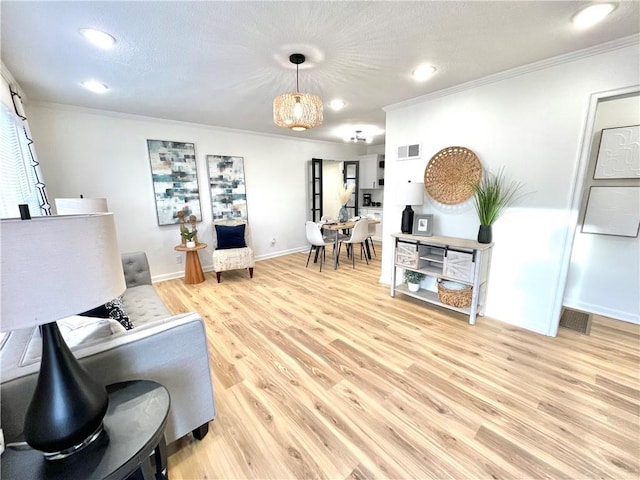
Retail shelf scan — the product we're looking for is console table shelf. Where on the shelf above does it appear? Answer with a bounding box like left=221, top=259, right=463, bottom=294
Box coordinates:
left=391, top=233, right=493, bottom=325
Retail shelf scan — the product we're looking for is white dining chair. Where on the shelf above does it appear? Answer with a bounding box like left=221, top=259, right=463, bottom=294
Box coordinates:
left=305, top=221, right=332, bottom=272
left=339, top=218, right=370, bottom=268
left=366, top=221, right=377, bottom=257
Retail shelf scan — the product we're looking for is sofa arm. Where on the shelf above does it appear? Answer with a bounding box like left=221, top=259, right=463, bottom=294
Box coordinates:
left=0, top=312, right=216, bottom=445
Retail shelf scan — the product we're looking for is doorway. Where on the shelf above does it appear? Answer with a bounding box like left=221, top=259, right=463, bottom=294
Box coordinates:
left=554, top=87, right=640, bottom=335
left=309, top=158, right=360, bottom=221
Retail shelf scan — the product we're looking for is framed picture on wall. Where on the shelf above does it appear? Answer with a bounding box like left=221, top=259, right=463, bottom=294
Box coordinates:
left=593, top=125, right=640, bottom=179
left=207, top=155, right=248, bottom=221
left=147, top=140, right=201, bottom=226
left=581, top=186, right=640, bottom=237
left=412, top=214, right=433, bottom=236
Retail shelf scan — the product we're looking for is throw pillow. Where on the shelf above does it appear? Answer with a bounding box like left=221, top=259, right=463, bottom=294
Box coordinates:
left=20, top=316, right=122, bottom=367
left=104, top=296, right=134, bottom=330
left=78, top=304, right=110, bottom=318
left=215, top=224, right=247, bottom=250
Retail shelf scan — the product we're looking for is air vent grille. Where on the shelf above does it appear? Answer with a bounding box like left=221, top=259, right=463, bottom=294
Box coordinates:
left=398, top=144, right=421, bottom=160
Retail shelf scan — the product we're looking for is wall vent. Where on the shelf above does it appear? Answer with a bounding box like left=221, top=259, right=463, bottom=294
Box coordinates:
left=397, top=144, right=421, bottom=160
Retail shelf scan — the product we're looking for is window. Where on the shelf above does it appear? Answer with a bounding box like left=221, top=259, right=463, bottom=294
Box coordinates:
left=0, top=103, right=42, bottom=218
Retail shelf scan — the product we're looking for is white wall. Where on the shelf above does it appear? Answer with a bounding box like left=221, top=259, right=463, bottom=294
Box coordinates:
left=381, top=40, right=640, bottom=335
left=25, top=103, right=363, bottom=280
left=563, top=94, right=640, bottom=323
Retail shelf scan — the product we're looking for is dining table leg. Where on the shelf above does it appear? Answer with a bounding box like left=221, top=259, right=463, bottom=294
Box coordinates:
left=334, top=230, right=340, bottom=269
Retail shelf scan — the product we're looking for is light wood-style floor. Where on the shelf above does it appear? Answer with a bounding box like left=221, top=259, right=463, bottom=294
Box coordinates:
left=154, top=246, right=640, bottom=479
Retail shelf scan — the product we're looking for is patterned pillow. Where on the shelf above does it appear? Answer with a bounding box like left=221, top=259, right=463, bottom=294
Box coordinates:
left=104, top=296, right=134, bottom=330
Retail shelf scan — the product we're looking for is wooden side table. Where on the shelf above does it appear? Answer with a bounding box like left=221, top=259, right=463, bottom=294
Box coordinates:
left=175, top=243, right=207, bottom=284
left=0, top=380, right=170, bottom=480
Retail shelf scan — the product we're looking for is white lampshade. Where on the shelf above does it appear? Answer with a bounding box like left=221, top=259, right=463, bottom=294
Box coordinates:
left=0, top=213, right=126, bottom=332
left=55, top=197, right=109, bottom=214
left=397, top=181, right=425, bottom=206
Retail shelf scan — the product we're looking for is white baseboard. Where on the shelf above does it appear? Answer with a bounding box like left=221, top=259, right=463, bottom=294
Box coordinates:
left=563, top=301, right=639, bottom=325
left=151, top=247, right=308, bottom=284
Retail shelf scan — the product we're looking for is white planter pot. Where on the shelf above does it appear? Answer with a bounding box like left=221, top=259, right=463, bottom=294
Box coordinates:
left=186, top=241, right=196, bottom=248
left=407, top=282, right=420, bottom=292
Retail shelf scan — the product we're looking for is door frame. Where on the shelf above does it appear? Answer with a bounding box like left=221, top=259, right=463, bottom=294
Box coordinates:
left=549, top=84, right=640, bottom=336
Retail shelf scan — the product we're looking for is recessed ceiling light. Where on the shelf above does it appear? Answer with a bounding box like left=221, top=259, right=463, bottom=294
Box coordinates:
left=572, top=3, right=616, bottom=30
left=412, top=65, right=437, bottom=82
left=79, top=28, right=116, bottom=49
left=329, top=99, right=345, bottom=111
left=81, top=80, right=109, bottom=94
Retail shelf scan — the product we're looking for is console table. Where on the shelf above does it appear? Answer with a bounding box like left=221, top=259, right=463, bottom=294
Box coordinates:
left=391, top=233, right=493, bottom=325
left=175, top=243, right=207, bottom=284
left=0, top=380, right=170, bottom=480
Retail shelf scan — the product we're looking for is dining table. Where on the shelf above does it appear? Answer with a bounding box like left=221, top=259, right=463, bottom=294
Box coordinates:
left=321, top=218, right=380, bottom=269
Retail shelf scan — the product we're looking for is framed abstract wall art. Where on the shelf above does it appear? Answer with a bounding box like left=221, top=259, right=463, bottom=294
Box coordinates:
left=581, top=186, right=640, bottom=237
left=593, top=125, right=640, bottom=179
left=147, top=140, right=201, bottom=226
left=207, top=155, right=248, bottom=221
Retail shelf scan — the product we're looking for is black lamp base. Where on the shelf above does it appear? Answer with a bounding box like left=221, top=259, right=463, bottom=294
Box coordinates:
left=401, top=205, right=414, bottom=234
left=24, top=322, right=108, bottom=459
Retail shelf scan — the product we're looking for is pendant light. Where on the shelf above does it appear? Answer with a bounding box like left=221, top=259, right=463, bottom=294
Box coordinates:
left=273, top=53, right=323, bottom=131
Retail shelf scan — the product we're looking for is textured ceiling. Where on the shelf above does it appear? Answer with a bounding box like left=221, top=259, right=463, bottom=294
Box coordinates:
left=2, top=1, right=639, bottom=145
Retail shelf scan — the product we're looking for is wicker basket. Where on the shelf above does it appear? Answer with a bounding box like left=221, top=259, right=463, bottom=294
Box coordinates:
left=437, top=280, right=472, bottom=308
left=424, top=146, right=482, bottom=205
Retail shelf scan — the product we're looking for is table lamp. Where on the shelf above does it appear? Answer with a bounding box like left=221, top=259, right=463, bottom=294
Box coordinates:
left=0, top=213, right=126, bottom=459
left=397, top=181, right=424, bottom=233
left=55, top=197, right=109, bottom=214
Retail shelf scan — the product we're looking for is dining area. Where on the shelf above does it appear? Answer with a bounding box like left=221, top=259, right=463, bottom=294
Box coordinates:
left=305, top=217, right=380, bottom=271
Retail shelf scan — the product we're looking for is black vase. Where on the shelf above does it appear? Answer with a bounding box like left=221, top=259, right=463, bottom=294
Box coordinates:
left=477, top=224, right=492, bottom=244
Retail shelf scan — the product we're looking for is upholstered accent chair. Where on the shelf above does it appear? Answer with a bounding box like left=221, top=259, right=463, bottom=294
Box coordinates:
left=211, top=220, right=254, bottom=283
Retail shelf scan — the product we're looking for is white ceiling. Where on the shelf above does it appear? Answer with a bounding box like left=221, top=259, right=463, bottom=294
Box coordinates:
left=2, top=1, right=639, bottom=146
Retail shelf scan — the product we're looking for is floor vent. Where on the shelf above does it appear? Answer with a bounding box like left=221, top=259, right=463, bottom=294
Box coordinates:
left=559, top=308, right=592, bottom=335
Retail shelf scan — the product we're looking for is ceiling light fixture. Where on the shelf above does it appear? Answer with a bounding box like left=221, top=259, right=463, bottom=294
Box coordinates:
left=346, top=130, right=373, bottom=144
left=81, top=80, right=109, bottom=94
left=329, top=99, right=345, bottom=111
left=572, top=3, right=616, bottom=29
left=273, top=53, right=323, bottom=131
left=79, top=28, right=116, bottom=49
left=412, top=64, right=437, bottom=82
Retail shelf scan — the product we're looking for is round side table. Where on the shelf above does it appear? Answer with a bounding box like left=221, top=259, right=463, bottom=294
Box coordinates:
left=174, top=243, right=207, bottom=284
left=0, top=380, right=170, bottom=480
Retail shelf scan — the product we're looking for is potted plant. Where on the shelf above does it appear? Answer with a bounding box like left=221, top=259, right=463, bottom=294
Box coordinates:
left=404, top=270, right=426, bottom=292
left=180, top=226, right=197, bottom=248
left=472, top=167, right=524, bottom=244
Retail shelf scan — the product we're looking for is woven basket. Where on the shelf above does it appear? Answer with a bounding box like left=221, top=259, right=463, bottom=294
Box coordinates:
left=424, top=146, right=482, bottom=205
left=437, top=281, right=472, bottom=308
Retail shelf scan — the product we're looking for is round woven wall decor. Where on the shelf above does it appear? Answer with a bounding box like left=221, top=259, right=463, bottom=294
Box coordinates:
left=424, top=146, right=482, bottom=205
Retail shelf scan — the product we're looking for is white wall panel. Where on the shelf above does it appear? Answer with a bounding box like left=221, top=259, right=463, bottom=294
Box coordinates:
left=25, top=104, right=363, bottom=279
left=382, top=43, right=640, bottom=335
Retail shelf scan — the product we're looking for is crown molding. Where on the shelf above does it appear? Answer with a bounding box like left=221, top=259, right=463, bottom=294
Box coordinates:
left=384, top=34, right=640, bottom=112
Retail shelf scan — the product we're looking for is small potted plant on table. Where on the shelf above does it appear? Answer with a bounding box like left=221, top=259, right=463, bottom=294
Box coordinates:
left=404, top=270, right=426, bottom=292
left=180, top=226, right=197, bottom=248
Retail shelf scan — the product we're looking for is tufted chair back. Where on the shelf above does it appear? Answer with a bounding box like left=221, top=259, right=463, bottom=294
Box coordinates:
left=121, top=251, right=152, bottom=287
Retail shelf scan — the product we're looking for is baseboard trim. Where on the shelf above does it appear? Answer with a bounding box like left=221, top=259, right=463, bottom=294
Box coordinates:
left=562, top=301, right=639, bottom=325
left=152, top=247, right=309, bottom=284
